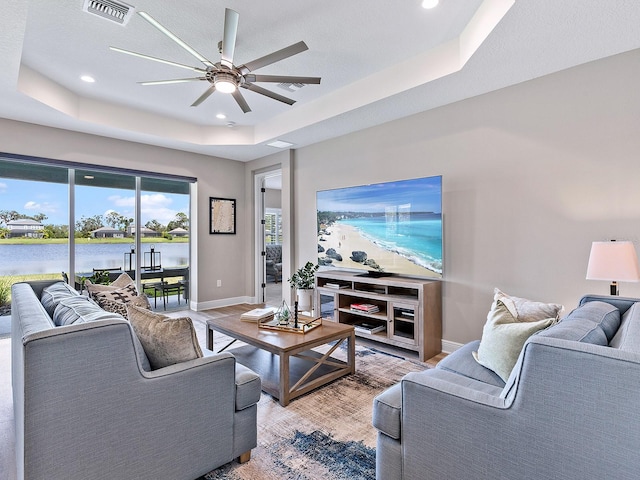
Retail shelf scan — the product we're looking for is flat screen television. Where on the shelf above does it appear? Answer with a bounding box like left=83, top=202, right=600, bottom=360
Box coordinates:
left=316, top=175, right=442, bottom=279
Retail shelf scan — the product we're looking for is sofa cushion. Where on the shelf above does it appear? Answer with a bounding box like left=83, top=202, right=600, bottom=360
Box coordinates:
left=126, top=304, right=203, bottom=369
left=534, top=318, right=608, bottom=345
left=609, top=302, right=640, bottom=351
left=436, top=340, right=505, bottom=388
left=53, top=295, right=124, bottom=326
left=40, top=281, right=79, bottom=317
left=372, top=382, right=402, bottom=440
left=473, top=298, right=555, bottom=382
left=561, top=301, right=620, bottom=341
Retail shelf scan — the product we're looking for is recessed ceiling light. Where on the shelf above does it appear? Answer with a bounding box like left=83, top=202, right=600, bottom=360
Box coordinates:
left=267, top=140, right=294, bottom=149
left=80, top=75, right=96, bottom=83
left=216, top=113, right=227, bottom=119
left=84, top=175, right=94, bottom=179
left=422, top=0, right=439, bottom=9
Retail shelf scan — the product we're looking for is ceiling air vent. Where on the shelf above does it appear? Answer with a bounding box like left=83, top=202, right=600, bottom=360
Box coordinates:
left=277, top=83, right=305, bottom=93
left=83, top=0, right=135, bottom=25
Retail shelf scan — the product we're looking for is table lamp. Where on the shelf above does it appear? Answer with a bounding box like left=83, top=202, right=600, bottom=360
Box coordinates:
left=586, top=240, right=640, bottom=295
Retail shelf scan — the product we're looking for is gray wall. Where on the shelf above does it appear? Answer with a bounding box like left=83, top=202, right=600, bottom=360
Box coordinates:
left=0, top=119, right=247, bottom=308
left=3, top=47, right=640, bottom=347
left=286, top=48, right=640, bottom=346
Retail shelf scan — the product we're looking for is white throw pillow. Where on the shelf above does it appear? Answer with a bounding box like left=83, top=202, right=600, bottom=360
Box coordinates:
left=472, top=289, right=562, bottom=382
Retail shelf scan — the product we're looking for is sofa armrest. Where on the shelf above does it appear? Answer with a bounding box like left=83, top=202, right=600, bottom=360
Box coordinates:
left=234, top=362, right=262, bottom=410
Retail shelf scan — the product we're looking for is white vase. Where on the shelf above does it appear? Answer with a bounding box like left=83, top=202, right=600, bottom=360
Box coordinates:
left=296, top=288, right=314, bottom=313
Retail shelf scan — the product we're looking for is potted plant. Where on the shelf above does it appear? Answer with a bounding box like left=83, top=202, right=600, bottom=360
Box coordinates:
left=288, top=261, right=319, bottom=313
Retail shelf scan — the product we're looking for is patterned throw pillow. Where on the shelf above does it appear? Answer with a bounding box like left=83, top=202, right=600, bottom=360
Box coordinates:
left=92, top=283, right=139, bottom=304
left=96, top=294, right=151, bottom=319
left=85, top=272, right=135, bottom=299
left=126, top=303, right=202, bottom=370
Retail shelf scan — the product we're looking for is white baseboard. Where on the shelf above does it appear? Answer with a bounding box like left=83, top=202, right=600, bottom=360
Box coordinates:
left=194, top=296, right=255, bottom=311
left=441, top=339, right=464, bottom=354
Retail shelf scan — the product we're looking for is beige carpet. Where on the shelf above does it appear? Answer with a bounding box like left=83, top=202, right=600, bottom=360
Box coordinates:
left=194, top=310, right=428, bottom=480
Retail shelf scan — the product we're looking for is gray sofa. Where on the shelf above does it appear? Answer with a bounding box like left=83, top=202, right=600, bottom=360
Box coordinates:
left=11, top=280, right=261, bottom=480
left=373, top=294, right=640, bottom=479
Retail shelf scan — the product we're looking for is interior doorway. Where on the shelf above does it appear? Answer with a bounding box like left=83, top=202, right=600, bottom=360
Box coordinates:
left=256, top=170, right=283, bottom=307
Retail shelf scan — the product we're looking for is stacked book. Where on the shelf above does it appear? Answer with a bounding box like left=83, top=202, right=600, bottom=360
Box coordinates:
left=240, top=307, right=276, bottom=322
left=354, top=322, right=386, bottom=334
left=350, top=303, right=380, bottom=314
left=324, top=282, right=348, bottom=289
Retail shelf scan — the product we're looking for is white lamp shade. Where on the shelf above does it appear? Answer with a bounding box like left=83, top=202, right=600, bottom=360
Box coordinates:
left=586, top=241, right=640, bottom=282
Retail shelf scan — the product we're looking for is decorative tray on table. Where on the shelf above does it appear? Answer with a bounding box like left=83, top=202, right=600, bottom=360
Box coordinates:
left=258, top=315, right=322, bottom=334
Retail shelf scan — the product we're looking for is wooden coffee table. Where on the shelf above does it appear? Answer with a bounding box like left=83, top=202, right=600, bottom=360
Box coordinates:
left=206, top=315, right=355, bottom=406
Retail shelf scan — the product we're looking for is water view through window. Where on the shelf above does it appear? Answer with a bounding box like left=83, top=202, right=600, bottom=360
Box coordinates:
left=0, top=156, right=192, bottom=304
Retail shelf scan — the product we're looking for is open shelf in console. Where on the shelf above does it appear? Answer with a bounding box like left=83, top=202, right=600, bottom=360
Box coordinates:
left=316, top=270, right=442, bottom=361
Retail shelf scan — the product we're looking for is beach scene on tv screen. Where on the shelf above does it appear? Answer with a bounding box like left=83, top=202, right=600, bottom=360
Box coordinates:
left=317, top=176, right=442, bottom=278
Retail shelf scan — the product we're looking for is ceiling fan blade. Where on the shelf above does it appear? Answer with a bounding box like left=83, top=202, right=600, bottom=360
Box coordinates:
left=220, top=9, right=239, bottom=69
left=245, top=74, right=321, bottom=85
left=138, top=11, right=216, bottom=68
left=191, top=85, right=216, bottom=107
left=231, top=89, right=252, bottom=113
left=240, top=41, right=309, bottom=74
left=139, top=77, right=207, bottom=86
left=242, top=83, right=296, bottom=105
left=109, top=47, right=207, bottom=73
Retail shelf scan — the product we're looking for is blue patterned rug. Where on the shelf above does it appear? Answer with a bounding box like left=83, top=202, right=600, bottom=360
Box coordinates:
left=197, top=342, right=426, bottom=480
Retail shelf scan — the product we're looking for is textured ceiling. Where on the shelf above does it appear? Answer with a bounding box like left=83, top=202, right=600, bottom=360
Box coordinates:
left=1, top=0, right=640, bottom=161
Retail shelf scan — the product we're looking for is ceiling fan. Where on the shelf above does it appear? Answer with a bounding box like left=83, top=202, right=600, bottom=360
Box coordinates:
left=110, top=8, right=321, bottom=113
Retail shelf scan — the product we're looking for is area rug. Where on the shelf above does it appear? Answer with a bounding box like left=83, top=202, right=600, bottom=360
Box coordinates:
left=192, top=312, right=429, bottom=480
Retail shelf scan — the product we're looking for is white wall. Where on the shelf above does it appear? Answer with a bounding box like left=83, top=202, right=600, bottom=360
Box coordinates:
left=0, top=120, right=247, bottom=308
left=289, top=48, right=640, bottom=345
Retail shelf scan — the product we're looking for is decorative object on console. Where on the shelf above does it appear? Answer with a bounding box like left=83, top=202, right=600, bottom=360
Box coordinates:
left=586, top=240, right=640, bottom=295
left=288, top=261, right=319, bottom=312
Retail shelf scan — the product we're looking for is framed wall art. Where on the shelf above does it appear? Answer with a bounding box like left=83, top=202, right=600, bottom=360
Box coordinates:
left=209, top=197, right=236, bottom=234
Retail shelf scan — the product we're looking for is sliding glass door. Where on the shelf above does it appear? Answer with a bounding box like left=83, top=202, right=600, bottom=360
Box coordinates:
left=0, top=154, right=193, bottom=310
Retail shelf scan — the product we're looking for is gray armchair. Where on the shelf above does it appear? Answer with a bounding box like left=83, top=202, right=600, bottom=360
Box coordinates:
left=265, top=244, right=282, bottom=283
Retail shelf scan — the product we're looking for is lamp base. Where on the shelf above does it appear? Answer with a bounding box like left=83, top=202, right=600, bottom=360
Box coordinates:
left=610, top=281, right=619, bottom=296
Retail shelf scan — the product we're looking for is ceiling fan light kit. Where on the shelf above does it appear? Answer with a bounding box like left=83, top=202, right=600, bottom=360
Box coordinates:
left=213, top=72, right=238, bottom=93
left=110, top=8, right=321, bottom=113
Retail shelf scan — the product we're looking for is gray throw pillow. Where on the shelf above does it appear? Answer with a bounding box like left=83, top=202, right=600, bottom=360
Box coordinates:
left=41, top=281, right=79, bottom=317
left=126, top=303, right=203, bottom=370
left=53, top=295, right=123, bottom=326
